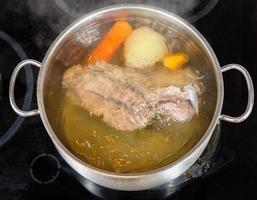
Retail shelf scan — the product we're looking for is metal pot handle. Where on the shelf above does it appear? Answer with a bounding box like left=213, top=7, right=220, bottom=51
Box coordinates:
left=220, top=64, right=254, bottom=123
left=9, top=59, right=41, bottom=117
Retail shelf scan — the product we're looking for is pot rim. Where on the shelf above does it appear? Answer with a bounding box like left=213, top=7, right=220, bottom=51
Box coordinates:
left=37, top=4, right=223, bottom=178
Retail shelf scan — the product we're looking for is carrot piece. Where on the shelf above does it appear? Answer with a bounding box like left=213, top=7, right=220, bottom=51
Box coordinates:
left=88, top=21, right=133, bottom=64
left=162, top=53, right=189, bottom=70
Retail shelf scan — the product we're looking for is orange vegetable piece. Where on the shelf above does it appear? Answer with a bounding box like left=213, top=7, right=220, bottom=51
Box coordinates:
left=88, top=21, right=133, bottom=64
left=162, top=53, right=189, bottom=70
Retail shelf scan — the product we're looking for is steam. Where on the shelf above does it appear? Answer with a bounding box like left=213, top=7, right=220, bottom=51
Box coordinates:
left=24, top=0, right=218, bottom=49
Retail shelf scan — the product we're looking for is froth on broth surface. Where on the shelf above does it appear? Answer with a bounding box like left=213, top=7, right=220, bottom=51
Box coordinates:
left=44, top=18, right=217, bottom=173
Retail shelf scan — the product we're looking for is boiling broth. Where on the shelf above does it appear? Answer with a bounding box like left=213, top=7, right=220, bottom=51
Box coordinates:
left=45, top=18, right=217, bottom=173
left=60, top=94, right=214, bottom=172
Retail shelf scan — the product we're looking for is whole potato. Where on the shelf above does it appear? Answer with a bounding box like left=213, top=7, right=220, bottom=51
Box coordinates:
left=124, top=26, right=168, bottom=68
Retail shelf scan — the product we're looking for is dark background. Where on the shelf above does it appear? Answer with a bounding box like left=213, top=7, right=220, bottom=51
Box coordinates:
left=0, top=0, right=256, bottom=199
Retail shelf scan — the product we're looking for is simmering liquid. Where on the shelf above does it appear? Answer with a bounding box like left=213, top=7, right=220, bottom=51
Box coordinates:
left=60, top=95, right=214, bottom=172
left=45, top=18, right=217, bottom=173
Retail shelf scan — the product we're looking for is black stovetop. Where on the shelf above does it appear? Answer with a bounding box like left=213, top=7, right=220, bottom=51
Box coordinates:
left=0, top=0, right=257, bottom=200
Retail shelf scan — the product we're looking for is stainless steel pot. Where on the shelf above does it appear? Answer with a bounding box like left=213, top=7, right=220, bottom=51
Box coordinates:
left=9, top=5, right=254, bottom=191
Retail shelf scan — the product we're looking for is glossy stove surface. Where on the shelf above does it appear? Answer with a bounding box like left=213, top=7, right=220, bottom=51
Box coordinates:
left=0, top=0, right=257, bottom=200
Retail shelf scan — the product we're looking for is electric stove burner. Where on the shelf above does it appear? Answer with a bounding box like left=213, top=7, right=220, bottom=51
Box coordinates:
left=0, top=30, right=33, bottom=147
left=30, top=153, right=61, bottom=184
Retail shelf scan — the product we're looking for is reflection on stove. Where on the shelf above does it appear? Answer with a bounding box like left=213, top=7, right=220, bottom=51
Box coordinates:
left=0, top=30, right=33, bottom=146
left=0, top=73, right=2, bottom=100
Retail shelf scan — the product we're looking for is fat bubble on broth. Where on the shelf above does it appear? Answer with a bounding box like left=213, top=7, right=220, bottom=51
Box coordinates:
left=47, top=18, right=217, bottom=173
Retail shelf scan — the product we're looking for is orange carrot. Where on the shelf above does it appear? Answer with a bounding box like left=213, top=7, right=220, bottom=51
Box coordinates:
left=162, top=53, right=189, bottom=70
left=88, top=21, right=133, bottom=64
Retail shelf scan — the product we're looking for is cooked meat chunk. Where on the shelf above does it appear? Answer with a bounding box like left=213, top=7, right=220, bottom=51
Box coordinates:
left=62, top=61, right=202, bottom=131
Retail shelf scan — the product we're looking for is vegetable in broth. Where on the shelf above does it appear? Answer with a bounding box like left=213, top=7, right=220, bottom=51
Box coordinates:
left=53, top=19, right=217, bottom=173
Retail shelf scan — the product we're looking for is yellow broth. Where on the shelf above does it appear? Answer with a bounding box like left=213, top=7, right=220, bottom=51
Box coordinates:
left=59, top=93, right=214, bottom=173
left=44, top=18, right=217, bottom=173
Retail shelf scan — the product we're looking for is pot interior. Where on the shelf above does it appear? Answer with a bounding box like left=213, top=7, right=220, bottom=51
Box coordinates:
left=42, top=6, right=218, bottom=173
